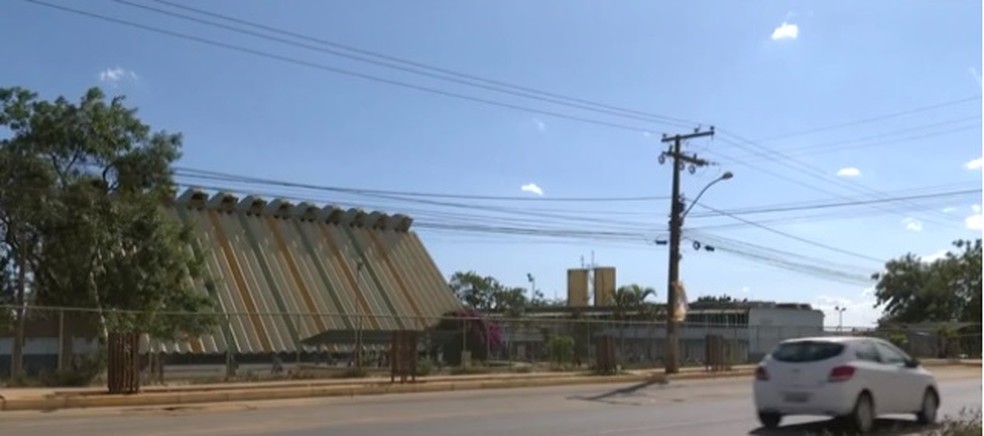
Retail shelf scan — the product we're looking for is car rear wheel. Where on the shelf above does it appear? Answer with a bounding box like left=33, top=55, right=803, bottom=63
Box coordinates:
left=757, top=412, right=782, bottom=429
left=847, top=392, right=875, bottom=434
left=916, top=388, right=938, bottom=425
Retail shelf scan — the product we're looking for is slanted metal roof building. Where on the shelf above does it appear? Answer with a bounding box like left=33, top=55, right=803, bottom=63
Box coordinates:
left=153, top=188, right=461, bottom=355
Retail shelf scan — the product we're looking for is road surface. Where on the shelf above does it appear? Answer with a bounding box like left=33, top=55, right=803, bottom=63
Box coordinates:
left=1, top=367, right=979, bottom=436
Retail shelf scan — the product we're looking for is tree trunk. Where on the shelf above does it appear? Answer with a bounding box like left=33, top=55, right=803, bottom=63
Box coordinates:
left=10, top=252, right=26, bottom=378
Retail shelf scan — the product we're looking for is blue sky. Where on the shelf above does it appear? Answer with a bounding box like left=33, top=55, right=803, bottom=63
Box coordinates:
left=2, top=0, right=981, bottom=327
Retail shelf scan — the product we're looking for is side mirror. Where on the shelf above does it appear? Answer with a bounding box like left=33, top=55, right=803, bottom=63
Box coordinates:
left=905, top=358, right=920, bottom=368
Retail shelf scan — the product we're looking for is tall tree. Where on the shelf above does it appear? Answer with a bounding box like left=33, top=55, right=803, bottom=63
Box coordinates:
left=0, top=86, right=218, bottom=365
left=449, top=271, right=537, bottom=317
left=872, top=238, right=982, bottom=325
left=611, top=284, right=656, bottom=363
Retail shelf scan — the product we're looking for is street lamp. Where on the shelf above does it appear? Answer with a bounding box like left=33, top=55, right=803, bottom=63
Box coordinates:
left=665, top=171, right=734, bottom=375
left=834, top=306, right=847, bottom=333
left=681, top=171, right=734, bottom=221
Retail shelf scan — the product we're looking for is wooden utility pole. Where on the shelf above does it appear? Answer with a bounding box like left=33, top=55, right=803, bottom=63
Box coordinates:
left=659, top=127, right=714, bottom=374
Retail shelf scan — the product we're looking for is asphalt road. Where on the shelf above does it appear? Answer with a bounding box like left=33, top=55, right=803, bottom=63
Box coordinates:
left=1, top=367, right=979, bottom=436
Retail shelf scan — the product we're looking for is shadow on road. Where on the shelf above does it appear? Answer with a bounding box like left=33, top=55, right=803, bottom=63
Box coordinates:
left=567, top=377, right=671, bottom=406
left=749, top=417, right=936, bottom=435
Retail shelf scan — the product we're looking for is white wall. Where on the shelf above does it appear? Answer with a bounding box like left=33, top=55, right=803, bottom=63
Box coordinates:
left=748, top=307, right=825, bottom=358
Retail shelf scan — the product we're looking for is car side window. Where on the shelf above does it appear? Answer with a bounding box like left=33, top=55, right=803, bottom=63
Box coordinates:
left=874, top=342, right=907, bottom=366
left=855, top=341, right=880, bottom=362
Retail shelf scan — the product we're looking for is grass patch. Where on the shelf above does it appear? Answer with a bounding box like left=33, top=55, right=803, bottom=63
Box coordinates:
left=332, top=367, right=370, bottom=379
left=449, top=366, right=492, bottom=376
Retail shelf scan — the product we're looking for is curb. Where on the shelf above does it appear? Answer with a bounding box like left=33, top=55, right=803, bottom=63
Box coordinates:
left=0, top=369, right=754, bottom=412
left=2, top=362, right=975, bottom=413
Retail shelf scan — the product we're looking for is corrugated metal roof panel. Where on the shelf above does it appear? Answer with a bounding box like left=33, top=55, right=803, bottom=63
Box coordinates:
left=153, top=189, right=461, bottom=355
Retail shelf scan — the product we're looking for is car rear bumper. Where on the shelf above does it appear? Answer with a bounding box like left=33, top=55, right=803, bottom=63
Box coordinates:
left=754, top=380, right=856, bottom=417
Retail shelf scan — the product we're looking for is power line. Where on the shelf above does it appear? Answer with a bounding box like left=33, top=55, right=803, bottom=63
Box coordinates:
left=685, top=187, right=981, bottom=218
left=113, top=0, right=698, bottom=129
left=712, top=130, right=960, bottom=228
left=691, top=203, right=884, bottom=263
left=175, top=169, right=976, bottom=242
left=751, top=96, right=982, bottom=143
left=737, top=117, right=981, bottom=162
left=172, top=173, right=879, bottom=284
left=689, top=231, right=874, bottom=273
left=26, top=0, right=661, bottom=134
left=175, top=167, right=668, bottom=202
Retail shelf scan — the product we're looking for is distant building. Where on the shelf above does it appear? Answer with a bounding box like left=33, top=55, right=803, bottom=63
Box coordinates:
left=487, top=301, right=824, bottom=364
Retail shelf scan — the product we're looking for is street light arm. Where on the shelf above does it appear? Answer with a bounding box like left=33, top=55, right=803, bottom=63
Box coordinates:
left=681, top=172, right=733, bottom=220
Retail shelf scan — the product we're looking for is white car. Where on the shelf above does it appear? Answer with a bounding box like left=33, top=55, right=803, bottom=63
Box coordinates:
left=753, top=336, right=939, bottom=434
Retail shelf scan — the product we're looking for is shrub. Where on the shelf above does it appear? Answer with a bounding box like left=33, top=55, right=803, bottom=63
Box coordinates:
left=415, top=357, right=434, bottom=376
left=546, top=335, right=575, bottom=367
left=449, top=365, right=491, bottom=376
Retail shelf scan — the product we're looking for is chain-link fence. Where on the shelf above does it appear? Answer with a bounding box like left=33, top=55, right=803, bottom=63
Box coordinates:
left=0, top=305, right=978, bottom=383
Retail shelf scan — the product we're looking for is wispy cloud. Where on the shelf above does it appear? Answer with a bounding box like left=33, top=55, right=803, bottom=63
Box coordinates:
left=970, top=67, right=982, bottom=88
left=836, top=167, right=861, bottom=177
left=520, top=183, right=544, bottom=196
left=532, top=118, right=546, bottom=133
left=964, top=157, right=983, bottom=170
left=98, top=67, right=138, bottom=86
left=901, top=217, right=923, bottom=232
left=942, top=206, right=958, bottom=214
left=771, top=22, right=799, bottom=41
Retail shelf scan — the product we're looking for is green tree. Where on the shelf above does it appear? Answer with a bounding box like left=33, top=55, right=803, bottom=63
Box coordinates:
left=449, top=270, right=538, bottom=317
left=546, top=334, right=575, bottom=368
left=872, top=239, right=982, bottom=325
left=695, top=294, right=747, bottom=304
left=0, top=87, right=218, bottom=373
left=612, top=284, right=656, bottom=363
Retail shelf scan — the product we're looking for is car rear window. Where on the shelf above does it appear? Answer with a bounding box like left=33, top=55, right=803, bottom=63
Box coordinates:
left=771, top=341, right=845, bottom=363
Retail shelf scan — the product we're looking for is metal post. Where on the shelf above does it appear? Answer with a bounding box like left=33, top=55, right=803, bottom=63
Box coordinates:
left=57, top=309, right=66, bottom=372
left=356, top=261, right=365, bottom=369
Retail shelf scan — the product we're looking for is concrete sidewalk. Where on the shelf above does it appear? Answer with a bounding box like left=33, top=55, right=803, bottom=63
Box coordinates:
left=0, top=359, right=975, bottom=412
left=2, top=364, right=753, bottom=400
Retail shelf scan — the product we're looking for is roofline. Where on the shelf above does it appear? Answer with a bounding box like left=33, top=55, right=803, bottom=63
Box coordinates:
left=172, top=188, right=415, bottom=232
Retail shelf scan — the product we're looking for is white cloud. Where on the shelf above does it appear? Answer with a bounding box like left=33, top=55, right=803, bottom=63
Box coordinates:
left=921, top=249, right=949, bottom=263
left=970, top=67, right=982, bottom=88
left=98, top=67, right=137, bottom=85
left=771, top=22, right=799, bottom=41
left=964, top=204, right=983, bottom=231
left=836, top=167, right=861, bottom=177
left=901, top=217, right=923, bottom=232
left=964, top=157, right=983, bottom=170
left=942, top=206, right=957, bottom=213
left=532, top=118, right=546, bottom=133
left=520, top=183, right=544, bottom=196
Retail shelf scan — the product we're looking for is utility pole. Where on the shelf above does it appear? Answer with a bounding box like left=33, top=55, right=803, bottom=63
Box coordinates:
left=659, top=126, right=715, bottom=374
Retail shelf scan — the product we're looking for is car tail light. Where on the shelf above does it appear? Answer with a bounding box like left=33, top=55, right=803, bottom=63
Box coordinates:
left=828, top=365, right=855, bottom=383
left=755, top=366, right=769, bottom=381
